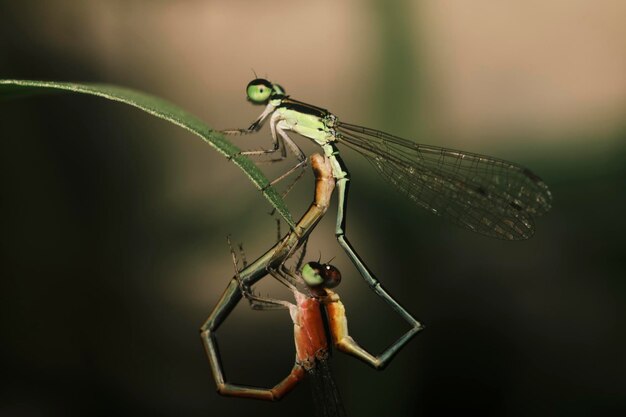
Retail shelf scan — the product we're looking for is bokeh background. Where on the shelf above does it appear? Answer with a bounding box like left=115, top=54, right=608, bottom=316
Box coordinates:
left=1, top=1, right=625, bottom=416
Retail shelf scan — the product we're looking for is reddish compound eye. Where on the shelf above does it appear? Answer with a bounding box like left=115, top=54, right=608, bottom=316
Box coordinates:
left=321, top=264, right=341, bottom=288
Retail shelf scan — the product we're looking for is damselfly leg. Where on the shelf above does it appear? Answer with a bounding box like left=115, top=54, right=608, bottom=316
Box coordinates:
left=222, top=103, right=309, bottom=195
left=200, top=153, right=334, bottom=401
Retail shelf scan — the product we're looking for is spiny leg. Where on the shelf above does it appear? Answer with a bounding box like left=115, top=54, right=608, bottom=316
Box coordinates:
left=225, top=114, right=307, bottom=193
left=270, top=158, right=308, bottom=202
left=246, top=113, right=309, bottom=193
left=228, top=136, right=288, bottom=163
left=238, top=243, right=248, bottom=269
left=222, top=103, right=289, bottom=163
left=226, top=235, right=248, bottom=269
left=239, top=136, right=288, bottom=162
left=294, top=236, right=309, bottom=271
left=275, top=237, right=312, bottom=286
left=227, top=235, right=291, bottom=311
left=223, top=101, right=308, bottom=169
left=265, top=121, right=308, bottom=187
left=268, top=265, right=303, bottom=293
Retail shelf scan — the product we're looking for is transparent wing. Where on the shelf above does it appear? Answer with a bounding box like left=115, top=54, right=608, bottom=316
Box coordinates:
left=309, top=359, right=347, bottom=417
left=336, top=122, right=552, bottom=240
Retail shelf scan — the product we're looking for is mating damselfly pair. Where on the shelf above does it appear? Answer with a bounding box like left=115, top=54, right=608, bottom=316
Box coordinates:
left=200, top=78, right=552, bottom=409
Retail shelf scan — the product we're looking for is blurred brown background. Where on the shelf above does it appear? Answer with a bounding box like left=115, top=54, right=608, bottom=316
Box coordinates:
left=1, top=1, right=625, bottom=416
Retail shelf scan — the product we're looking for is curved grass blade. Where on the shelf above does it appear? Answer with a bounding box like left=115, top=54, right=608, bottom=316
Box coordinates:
left=0, top=79, right=295, bottom=227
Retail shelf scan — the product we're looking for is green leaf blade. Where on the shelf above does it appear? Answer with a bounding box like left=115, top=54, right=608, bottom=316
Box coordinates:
left=0, top=79, right=295, bottom=227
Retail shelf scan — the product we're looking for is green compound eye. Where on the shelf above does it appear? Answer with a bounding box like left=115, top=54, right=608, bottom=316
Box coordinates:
left=246, top=79, right=273, bottom=104
left=301, top=262, right=324, bottom=287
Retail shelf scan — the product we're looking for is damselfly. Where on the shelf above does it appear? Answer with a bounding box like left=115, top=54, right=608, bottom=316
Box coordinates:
left=225, top=78, right=552, bottom=242
left=229, top=245, right=397, bottom=417
left=200, top=154, right=421, bottom=402
left=229, top=244, right=349, bottom=415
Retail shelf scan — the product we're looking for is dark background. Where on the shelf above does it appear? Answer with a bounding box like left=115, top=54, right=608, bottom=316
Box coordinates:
left=1, top=1, right=625, bottom=416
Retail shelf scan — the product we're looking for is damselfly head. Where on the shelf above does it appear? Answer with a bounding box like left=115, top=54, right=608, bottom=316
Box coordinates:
left=246, top=78, right=285, bottom=104
left=301, top=261, right=341, bottom=289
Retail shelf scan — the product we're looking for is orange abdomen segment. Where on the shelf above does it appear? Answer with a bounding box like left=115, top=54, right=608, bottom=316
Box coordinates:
left=292, top=293, right=328, bottom=368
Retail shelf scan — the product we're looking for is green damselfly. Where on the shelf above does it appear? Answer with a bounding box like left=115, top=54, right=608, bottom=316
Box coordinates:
left=225, top=78, right=552, bottom=241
